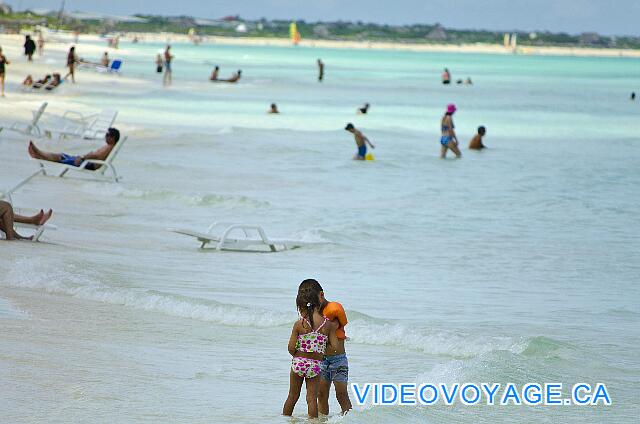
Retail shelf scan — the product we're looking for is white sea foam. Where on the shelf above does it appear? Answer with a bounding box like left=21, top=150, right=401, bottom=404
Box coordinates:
left=3, top=259, right=292, bottom=327
left=79, top=183, right=270, bottom=207
left=348, top=320, right=528, bottom=358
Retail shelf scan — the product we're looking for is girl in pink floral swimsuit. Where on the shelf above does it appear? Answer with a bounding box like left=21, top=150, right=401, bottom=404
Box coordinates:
left=283, top=287, right=338, bottom=418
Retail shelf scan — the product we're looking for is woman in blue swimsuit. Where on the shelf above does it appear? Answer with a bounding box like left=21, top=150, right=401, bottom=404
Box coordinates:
left=440, top=104, right=462, bottom=159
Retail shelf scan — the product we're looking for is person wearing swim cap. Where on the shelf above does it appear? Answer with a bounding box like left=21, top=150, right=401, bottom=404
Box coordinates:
left=440, top=104, right=462, bottom=159
left=298, top=279, right=352, bottom=415
left=345, top=123, right=374, bottom=160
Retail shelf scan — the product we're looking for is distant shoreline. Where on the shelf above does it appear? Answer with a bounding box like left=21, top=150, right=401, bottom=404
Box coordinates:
left=3, top=31, right=639, bottom=58
left=125, top=32, right=640, bottom=58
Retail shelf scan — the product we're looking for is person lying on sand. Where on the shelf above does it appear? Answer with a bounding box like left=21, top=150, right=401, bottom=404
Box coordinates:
left=32, top=74, right=51, bottom=88
left=0, top=201, right=53, bottom=240
left=28, top=128, right=120, bottom=169
left=44, top=73, right=61, bottom=90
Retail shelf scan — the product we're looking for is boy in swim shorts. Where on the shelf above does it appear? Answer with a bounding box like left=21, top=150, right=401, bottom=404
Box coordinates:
left=298, top=279, right=352, bottom=415
left=345, top=123, right=374, bottom=160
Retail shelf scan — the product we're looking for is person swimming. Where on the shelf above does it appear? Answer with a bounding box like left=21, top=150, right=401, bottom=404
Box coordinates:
left=357, top=103, right=370, bottom=114
left=469, top=126, right=487, bottom=150
left=632, top=92, right=636, bottom=101
left=268, top=103, right=279, bottom=114
left=440, top=104, right=462, bottom=159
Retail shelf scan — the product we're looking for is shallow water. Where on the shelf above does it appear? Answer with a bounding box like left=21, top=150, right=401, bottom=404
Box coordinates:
left=0, top=39, right=639, bottom=423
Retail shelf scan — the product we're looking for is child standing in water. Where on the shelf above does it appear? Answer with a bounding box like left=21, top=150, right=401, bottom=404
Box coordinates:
left=283, top=288, right=338, bottom=418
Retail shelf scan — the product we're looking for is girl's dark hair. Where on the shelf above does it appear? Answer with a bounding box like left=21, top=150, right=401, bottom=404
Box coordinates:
left=296, top=287, right=320, bottom=329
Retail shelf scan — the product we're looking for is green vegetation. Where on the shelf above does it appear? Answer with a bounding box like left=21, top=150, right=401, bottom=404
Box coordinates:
left=1, top=10, right=639, bottom=50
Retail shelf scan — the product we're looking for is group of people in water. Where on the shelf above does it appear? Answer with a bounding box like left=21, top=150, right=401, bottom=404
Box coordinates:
left=209, top=65, right=242, bottom=83
left=438, top=103, right=486, bottom=158
left=441, top=67, right=473, bottom=85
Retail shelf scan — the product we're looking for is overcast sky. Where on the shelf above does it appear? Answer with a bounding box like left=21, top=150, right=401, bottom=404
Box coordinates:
left=5, top=0, right=640, bottom=36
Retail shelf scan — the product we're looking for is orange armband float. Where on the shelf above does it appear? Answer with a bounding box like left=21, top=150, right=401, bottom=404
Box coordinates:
left=323, top=301, right=348, bottom=340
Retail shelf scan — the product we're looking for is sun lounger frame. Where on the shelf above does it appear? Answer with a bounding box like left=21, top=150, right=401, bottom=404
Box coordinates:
left=8, top=102, right=48, bottom=138
left=170, top=222, right=311, bottom=252
left=35, top=136, right=127, bottom=183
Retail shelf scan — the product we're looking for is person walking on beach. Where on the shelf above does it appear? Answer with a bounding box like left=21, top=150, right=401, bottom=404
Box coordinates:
left=440, top=104, right=462, bottom=158
left=469, top=126, right=487, bottom=150
left=317, top=59, right=324, bottom=82
left=283, top=286, right=338, bottom=418
left=163, top=45, right=173, bottom=86
left=298, top=279, right=353, bottom=416
left=28, top=128, right=121, bottom=169
left=345, top=123, right=375, bottom=160
left=0, top=201, right=53, bottom=241
left=64, top=46, right=78, bottom=83
left=24, top=35, right=36, bottom=62
left=442, top=68, right=451, bottom=84
left=0, top=47, right=9, bottom=97
left=37, top=32, right=45, bottom=56
left=155, top=53, right=163, bottom=73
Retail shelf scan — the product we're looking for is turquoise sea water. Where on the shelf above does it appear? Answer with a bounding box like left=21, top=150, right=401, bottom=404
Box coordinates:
left=0, top=39, right=639, bottom=423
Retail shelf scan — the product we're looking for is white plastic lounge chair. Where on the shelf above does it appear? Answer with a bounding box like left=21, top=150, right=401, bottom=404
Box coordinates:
left=35, top=136, right=128, bottom=182
left=169, top=222, right=313, bottom=252
left=56, top=109, right=118, bottom=140
left=8, top=102, right=48, bottom=137
left=0, top=169, right=46, bottom=204
left=11, top=222, right=58, bottom=242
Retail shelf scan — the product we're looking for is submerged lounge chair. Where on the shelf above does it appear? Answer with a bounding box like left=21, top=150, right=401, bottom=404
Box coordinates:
left=169, top=222, right=314, bottom=252
left=8, top=102, right=48, bottom=137
left=34, top=136, right=128, bottom=182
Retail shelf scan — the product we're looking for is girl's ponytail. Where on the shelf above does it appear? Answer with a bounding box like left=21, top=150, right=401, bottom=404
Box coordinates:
left=296, top=287, right=319, bottom=329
